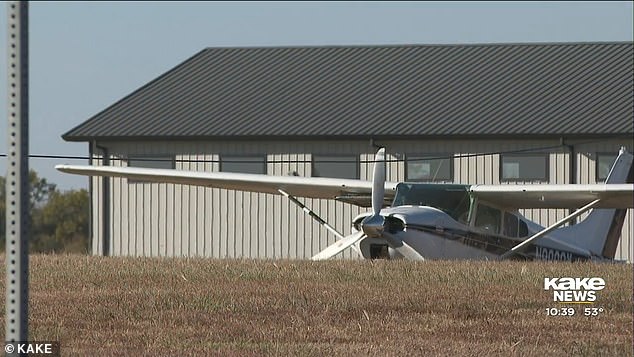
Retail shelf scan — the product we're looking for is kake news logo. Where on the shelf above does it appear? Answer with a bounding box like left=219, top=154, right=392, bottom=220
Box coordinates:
left=543, top=277, right=605, bottom=303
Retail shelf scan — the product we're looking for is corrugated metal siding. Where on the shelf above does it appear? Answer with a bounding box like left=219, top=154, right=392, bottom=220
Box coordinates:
left=66, top=42, right=632, bottom=140
left=96, top=141, right=367, bottom=259
left=91, top=139, right=633, bottom=261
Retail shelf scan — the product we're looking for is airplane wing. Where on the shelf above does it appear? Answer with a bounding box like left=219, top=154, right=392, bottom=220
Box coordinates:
left=470, top=184, right=634, bottom=209
left=55, top=166, right=633, bottom=209
left=55, top=164, right=398, bottom=207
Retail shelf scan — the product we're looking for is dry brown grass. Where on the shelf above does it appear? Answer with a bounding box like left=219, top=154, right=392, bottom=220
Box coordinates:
left=0, top=255, right=632, bottom=356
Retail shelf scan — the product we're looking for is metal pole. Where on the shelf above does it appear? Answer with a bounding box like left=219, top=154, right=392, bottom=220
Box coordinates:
left=5, top=0, right=29, bottom=344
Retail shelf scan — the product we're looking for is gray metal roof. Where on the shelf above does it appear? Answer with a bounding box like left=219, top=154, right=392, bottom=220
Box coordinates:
left=63, top=42, right=633, bottom=141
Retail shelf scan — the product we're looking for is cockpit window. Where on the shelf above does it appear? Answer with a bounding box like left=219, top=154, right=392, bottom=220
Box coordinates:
left=392, top=184, right=471, bottom=222
left=475, top=204, right=501, bottom=234
left=503, top=212, right=530, bottom=238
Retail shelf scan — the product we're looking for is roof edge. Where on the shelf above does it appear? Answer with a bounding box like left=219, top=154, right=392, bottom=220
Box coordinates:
left=63, top=133, right=634, bottom=143
left=199, top=41, right=634, bottom=51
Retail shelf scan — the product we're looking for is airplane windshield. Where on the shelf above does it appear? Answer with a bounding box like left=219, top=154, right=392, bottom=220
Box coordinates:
left=392, top=183, right=471, bottom=223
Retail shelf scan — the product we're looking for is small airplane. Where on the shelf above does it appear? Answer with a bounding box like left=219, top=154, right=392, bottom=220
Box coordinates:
left=56, top=147, right=633, bottom=262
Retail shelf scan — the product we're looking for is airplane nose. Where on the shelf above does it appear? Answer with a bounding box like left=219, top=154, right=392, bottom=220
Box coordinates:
left=361, top=214, right=385, bottom=238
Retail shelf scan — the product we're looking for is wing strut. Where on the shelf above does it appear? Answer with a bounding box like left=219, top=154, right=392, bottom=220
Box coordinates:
left=277, top=189, right=362, bottom=257
left=499, top=199, right=601, bottom=260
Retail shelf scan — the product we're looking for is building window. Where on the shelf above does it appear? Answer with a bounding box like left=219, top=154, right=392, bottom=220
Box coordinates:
left=500, top=154, right=548, bottom=182
left=596, top=153, right=617, bottom=182
left=128, top=155, right=175, bottom=169
left=220, top=155, right=267, bottom=174
left=406, top=154, right=453, bottom=182
left=312, top=155, right=359, bottom=179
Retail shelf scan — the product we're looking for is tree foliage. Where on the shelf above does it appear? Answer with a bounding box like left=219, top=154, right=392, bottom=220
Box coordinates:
left=29, top=170, right=56, bottom=209
left=1, top=171, right=89, bottom=253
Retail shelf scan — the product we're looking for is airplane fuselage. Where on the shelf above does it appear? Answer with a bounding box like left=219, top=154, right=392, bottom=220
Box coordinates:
left=352, top=205, right=591, bottom=262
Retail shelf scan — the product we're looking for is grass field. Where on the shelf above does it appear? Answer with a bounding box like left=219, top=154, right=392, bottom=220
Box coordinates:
left=0, top=255, right=632, bottom=356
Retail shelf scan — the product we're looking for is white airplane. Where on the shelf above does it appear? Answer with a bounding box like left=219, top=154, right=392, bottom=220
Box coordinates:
left=56, top=147, right=633, bottom=262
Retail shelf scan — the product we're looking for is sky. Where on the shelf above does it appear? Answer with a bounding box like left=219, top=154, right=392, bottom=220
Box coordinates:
left=0, top=1, right=632, bottom=190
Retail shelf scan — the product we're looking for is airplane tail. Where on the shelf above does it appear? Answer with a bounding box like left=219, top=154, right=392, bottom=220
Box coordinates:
left=557, top=148, right=633, bottom=259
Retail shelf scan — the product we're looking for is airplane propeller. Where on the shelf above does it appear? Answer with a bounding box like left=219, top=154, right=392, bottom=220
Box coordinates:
left=361, top=148, right=386, bottom=238
left=383, top=232, right=424, bottom=261
left=312, top=148, right=424, bottom=261
left=372, top=148, right=386, bottom=217
left=310, top=231, right=365, bottom=261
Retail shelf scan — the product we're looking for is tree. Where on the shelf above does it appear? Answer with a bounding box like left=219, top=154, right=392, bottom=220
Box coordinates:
left=1, top=171, right=89, bottom=253
left=29, top=170, right=56, bottom=209
left=1, top=171, right=56, bottom=246
left=31, top=189, right=89, bottom=253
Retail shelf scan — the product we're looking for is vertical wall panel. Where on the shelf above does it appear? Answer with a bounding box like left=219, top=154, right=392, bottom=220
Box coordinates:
left=174, top=151, right=184, bottom=257
left=165, top=141, right=175, bottom=257
left=194, top=150, right=205, bottom=257
left=271, top=149, right=282, bottom=258
left=91, top=142, right=103, bottom=256
left=203, top=150, right=212, bottom=257
left=143, top=145, right=152, bottom=257
left=150, top=144, right=161, bottom=257
left=120, top=145, right=130, bottom=256
left=211, top=187, right=221, bottom=258
left=184, top=150, right=193, bottom=256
